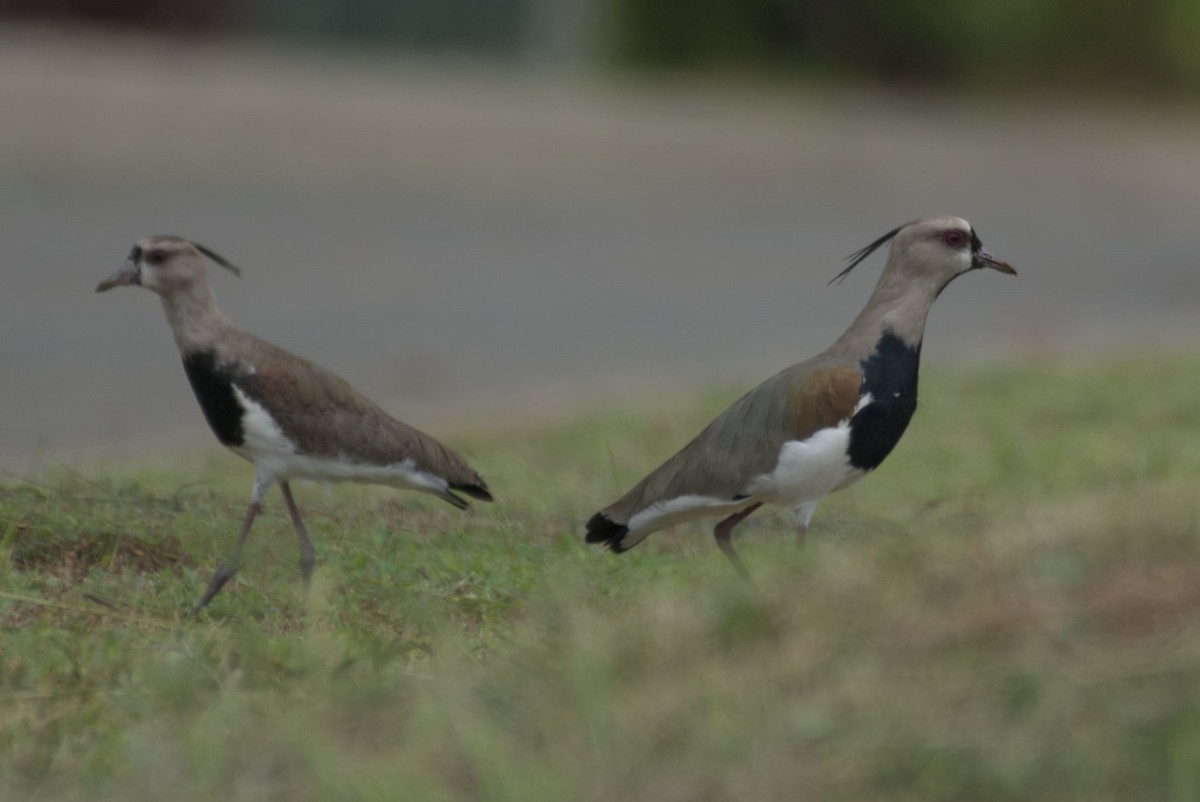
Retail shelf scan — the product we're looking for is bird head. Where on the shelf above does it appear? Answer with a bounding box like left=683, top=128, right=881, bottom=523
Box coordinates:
left=96, top=236, right=240, bottom=297
left=830, top=215, right=1016, bottom=292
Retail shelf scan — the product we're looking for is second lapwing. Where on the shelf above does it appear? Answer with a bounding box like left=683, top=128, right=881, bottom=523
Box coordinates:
left=585, top=215, right=1015, bottom=581
left=97, top=237, right=493, bottom=613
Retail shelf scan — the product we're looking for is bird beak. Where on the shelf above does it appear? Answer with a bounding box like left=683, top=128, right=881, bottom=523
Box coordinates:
left=973, top=248, right=1017, bottom=276
left=95, top=262, right=140, bottom=292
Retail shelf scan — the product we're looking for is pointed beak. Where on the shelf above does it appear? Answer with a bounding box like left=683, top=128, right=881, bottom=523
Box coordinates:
left=973, top=248, right=1017, bottom=276
left=95, top=262, right=140, bottom=292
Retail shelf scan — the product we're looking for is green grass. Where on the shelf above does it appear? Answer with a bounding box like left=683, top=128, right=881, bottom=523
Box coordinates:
left=3, top=354, right=1200, bottom=801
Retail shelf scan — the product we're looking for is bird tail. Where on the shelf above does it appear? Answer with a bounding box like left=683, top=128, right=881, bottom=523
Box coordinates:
left=451, top=480, right=494, bottom=503
left=585, top=512, right=632, bottom=553
left=438, top=477, right=493, bottom=510
left=438, top=490, right=471, bottom=510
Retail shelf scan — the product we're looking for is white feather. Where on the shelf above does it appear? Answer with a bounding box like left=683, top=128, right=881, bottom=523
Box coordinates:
left=231, top=386, right=294, bottom=456
left=624, top=495, right=758, bottom=547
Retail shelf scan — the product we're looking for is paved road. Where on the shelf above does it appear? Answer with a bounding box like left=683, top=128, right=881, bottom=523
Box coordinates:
left=2, top=29, right=1198, bottom=472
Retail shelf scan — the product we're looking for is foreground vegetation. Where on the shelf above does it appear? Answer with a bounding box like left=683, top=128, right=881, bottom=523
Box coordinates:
left=3, top=354, right=1200, bottom=801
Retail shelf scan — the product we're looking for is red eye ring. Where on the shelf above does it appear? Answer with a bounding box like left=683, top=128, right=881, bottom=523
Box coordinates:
left=942, top=230, right=966, bottom=249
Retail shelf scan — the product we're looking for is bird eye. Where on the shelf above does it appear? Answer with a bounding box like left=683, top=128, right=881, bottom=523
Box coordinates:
left=942, top=231, right=966, bottom=249
left=147, top=249, right=167, bottom=265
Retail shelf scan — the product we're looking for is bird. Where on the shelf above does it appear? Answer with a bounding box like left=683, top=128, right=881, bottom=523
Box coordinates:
left=585, top=215, right=1015, bottom=582
left=96, top=236, right=493, bottom=613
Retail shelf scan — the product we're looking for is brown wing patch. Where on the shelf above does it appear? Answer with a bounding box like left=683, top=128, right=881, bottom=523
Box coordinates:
left=787, top=365, right=863, bottom=441
left=249, top=360, right=303, bottom=406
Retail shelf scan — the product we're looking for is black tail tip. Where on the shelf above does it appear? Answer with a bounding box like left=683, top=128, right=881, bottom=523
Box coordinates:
left=585, top=512, right=629, bottom=552
left=452, top=482, right=494, bottom=503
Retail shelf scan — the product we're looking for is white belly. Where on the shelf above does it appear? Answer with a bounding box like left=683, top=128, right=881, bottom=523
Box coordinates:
left=743, top=417, right=865, bottom=519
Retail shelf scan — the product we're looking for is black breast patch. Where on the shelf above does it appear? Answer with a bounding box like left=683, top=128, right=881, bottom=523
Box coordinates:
left=847, top=331, right=921, bottom=471
left=181, top=351, right=245, bottom=447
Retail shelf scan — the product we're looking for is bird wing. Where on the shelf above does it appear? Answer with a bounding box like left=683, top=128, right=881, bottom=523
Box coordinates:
left=598, top=360, right=863, bottom=525
left=230, top=337, right=489, bottom=497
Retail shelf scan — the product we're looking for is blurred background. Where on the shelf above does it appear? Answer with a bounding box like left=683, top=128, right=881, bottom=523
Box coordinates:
left=1, top=1, right=1198, bottom=472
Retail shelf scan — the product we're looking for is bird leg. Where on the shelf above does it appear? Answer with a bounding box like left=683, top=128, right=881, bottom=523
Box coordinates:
left=191, top=475, right=274, bottom=616
left=713, top=503, right=762, bottom=585
left=280, top=481, right=316, bottom=590
left=191, top=500, right=262, bottom=616
left=793, top=501, right=818, bottom=549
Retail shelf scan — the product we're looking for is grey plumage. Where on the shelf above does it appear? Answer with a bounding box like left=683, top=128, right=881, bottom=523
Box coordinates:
left=595, top=358, right=862, bottom=536
left=195, top=332, right=490, bottom=507
left=97, top=235, right=491, bottom=612
left=586, top=215, right=1016, bottom=580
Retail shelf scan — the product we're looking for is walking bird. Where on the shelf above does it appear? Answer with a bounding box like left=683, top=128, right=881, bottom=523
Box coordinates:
left=97, top=237, right=492, bottom=612
left=585, top=215, right=1015, bottom=581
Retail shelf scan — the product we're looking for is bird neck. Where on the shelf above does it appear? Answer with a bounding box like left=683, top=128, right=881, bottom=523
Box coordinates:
left=159, top=281, right=237, bottom=354
left=833, top=269, right=941, bottom=355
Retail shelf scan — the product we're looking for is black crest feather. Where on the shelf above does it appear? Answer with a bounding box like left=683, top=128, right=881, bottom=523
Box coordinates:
left=828, top=224, right=903, bottom=286
left=193, top=242, right=242, bottom=277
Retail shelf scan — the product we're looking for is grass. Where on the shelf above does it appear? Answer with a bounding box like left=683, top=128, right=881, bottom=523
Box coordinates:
left=3, top=353, right=1200, bottom=801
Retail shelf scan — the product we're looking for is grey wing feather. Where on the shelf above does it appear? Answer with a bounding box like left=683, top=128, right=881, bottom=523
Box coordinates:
left=599, top=355, right=863, bottom=525
left=228, top=335, right=490, bottom=497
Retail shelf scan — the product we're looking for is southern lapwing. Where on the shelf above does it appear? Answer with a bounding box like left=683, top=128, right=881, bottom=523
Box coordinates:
left=585, top=215, right=1015, bottom=582
left=96, top=236, right=493, bottom=613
